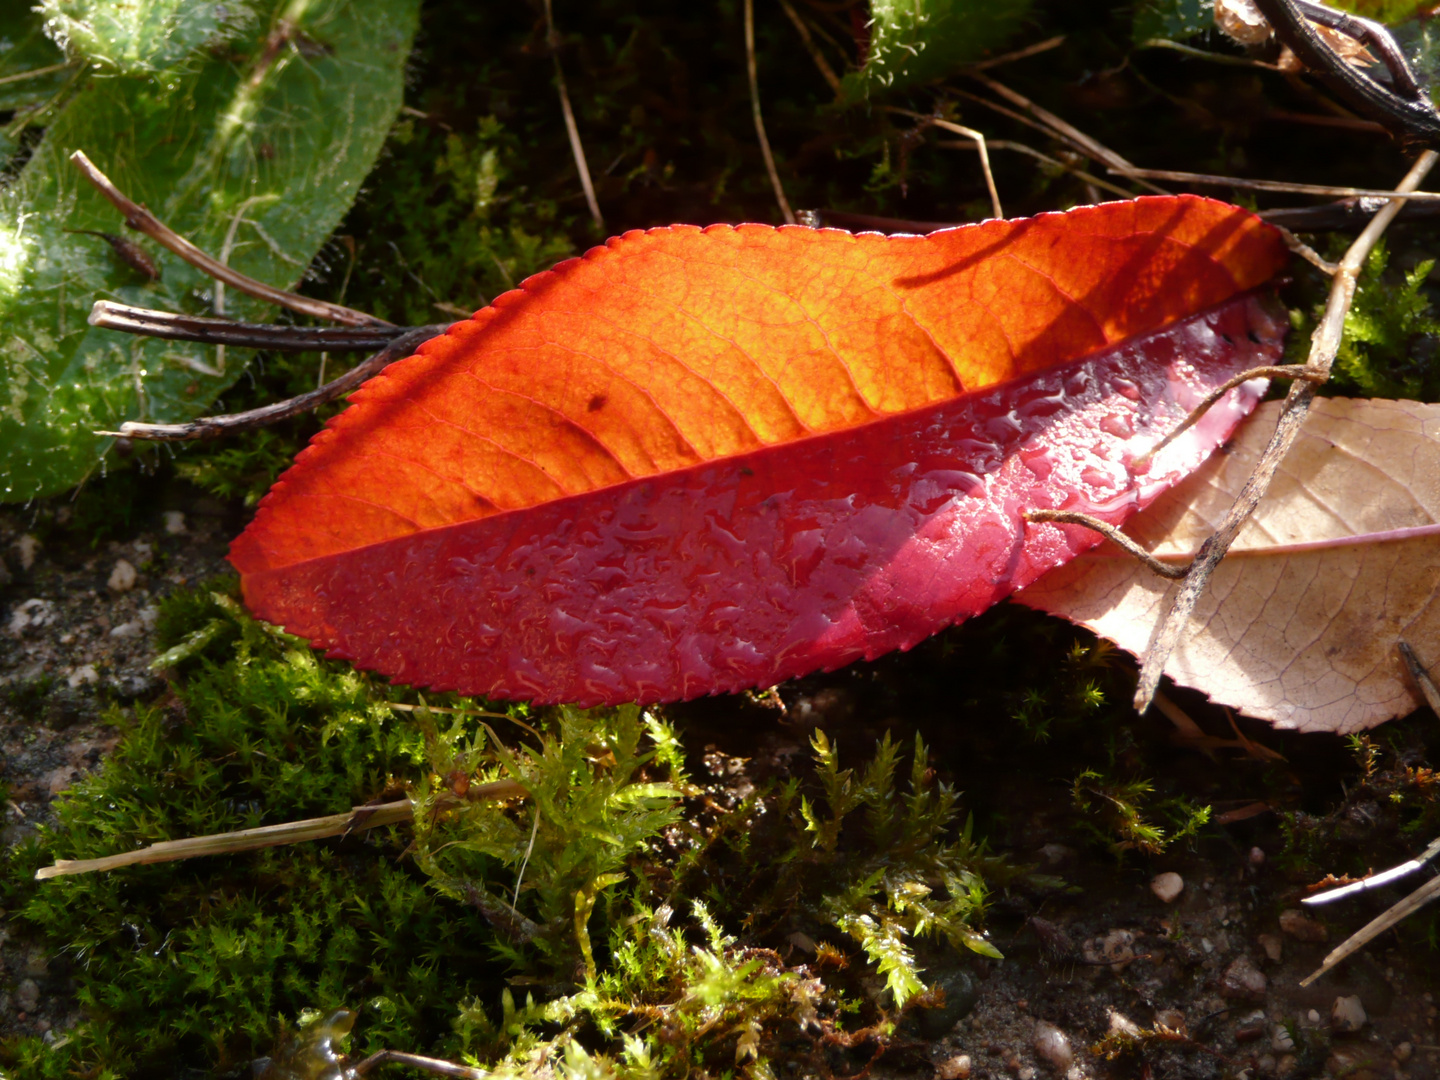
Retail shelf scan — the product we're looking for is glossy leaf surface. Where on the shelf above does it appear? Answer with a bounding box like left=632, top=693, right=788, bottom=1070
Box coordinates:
left=232, top=196, right=1289, bottom=706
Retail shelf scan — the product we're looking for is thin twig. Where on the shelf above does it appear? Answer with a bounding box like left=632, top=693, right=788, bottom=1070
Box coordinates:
left=966, top=34, right=1066, bottom=73
left=1133, top=365, right=1327, bottom=467
left=88, top=302, right=407, bottom=350
left=35, top=780, right=529, bottom=880
left=94, top=324, right=447, bottom=441
left=1399, top=640, right=1440, bottom=716
left=1303, top=836, right=1440, bottom=906
left=68, top=151, right=390, bottom=328
left=349, top=1049, right=486, bottom=1079
left=746, top=0, right=796, bottom=224
left=1263, top=197, right=1440, bottom=231
left=1251, top=0, right=1440, bottom=145
left=1270, top=222, right=1340, bottom=274
left=1136, top=38, right=1286, bottom=72
left=543, top=0, right=604, bottom=229
left=1293, top=0, right=1424, bottom=102
left=968, top=73, right=1170, bottom=194
left=1132, top=150, right=1440, bottom=714
left=1024, top=509, right=1187, bottom=579
left=778, top=0, right=842, bottom=95
left=1109, top=164, right=1440, bottom=201
left=1300, top=873, right=1440, bottom=986
left=0, top=61, right=71, bottom=87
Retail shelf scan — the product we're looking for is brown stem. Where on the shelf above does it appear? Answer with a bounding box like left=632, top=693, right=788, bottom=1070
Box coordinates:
left=69, top=150, right=392, bottom=328
left=1108, top=164, right=1440, bottom=201
left=1133, top=365, right=1327, bottom=467
left=95, top=324, right=447, bottom=442
left=1023, top=509, right=1188, bottom=579
left=1132, top=150, right=1440, bottom=714
left=1292, top=0, right=1424, bottom=102
left=349, top=1049, right=485, bottom=1079
left=89, top=301, right=411, bottom=350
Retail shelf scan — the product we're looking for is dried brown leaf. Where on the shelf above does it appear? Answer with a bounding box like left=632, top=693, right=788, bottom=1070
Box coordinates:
left=1020, top=398, right=1440, bottom=732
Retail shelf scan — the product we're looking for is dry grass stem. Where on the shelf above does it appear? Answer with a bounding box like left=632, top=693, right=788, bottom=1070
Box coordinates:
left=937, top=137, right=1134, bottom=199
left=1304, top=836, right=1440, bottom=907
left=35, top=779, right=529, bottom=880
left=928, top=120, right=1003, bottom=218
left=95, top=324, right=446, bottom=441
left=87, top=302, right=403, bottom=350
left=543, top=0, right=604, bottom=229
left=68, top=151, right=390, bottom=327
left=778, top=0, right=841, bottom=95
left=1024, top=509, right=1187, bottom=579
left=0, top=61, right=71, bottom=87
left=1269, top=223, right=1340, bottom=273
left=969, top=74, right=1169, bottom=194
left=1300, top=872, right=1440, bottom=986
left=746, top=0, right=796, bottom=224
left=966, top=35, right=1066, bottom=73
left=1111, top=164, right=1440, bottom=202
left=1134, top=365, right=1326, bottom=466
left=1132, top=149, right=1440, bottom=715
left=1136, top=38, right=1286, bottom=71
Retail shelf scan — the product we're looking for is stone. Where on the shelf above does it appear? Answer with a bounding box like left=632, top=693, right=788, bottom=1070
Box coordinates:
left=15, top=979, right=39, bottom=1013
left=1033, top=1021, right=1073, bottom=1072
left=1331, top=995, right=1367, bottom=1033
left=1396, top=1042, right=1414, bottom=1062
left=163, top=511, right=187, bottom=535
left=1151, top=871, right=1184, bottom=903
left=1275, top=1053, right=1298, bottom=1078
left=13, top=533, right=38, bottom=570
left=1018, top=1069, right=1036, bottom=1080
left=1107, top=1010, right=1142, bottom=1038
left=1219, top=956, right=1267, bottom=1001
left=1270, top=1024, right=1295, bottom=1052
left=1278, top=908, right=1327, bottom=943
left=1154, top=1009, right=1186, bottom=1034
left=1257, top=933, right=1283, bottom=962
left=66, top=665, right=98, bottom=689
left=936, top=1054, right=972, bottom=1080
left=1249, top=846, right=1266, bottom=866
left=107, top=559, right=137, bottom=594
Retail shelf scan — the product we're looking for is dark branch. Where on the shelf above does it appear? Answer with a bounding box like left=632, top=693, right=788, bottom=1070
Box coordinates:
left=89, top=302, right=412, bottom=351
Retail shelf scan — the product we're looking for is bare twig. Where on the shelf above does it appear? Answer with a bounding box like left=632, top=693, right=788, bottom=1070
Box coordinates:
left=543, top=0, right=604, bottom=229
left=1136, top=38, right=1286, bottom=72
left=95, top=324, right=446, bottom=441
left=350, top=1049, right=486, bottom=1079
left=0, top=61, right=71, bottom=87
left=88, top=302, right=407, bottom=351
left=1292, top=0, right=1424, bottom=102
left=1024, top=509, right=1188, bottom=579
left=797, top=209, right=961, bottom=233
left=746, top=0, right=796, bottom=224
left=1269, top=223, right=1340, bottom=274
left=1399, top=640, right=1440, bottom=716
left=1132, top=150, right=1439, bottom=714
left=923, top=119, right=1003, bottom=218
left=1109, top=164, right=1440, bottom=202
left=1133, top=365, right=1327, bottom=467
left=968, top=73, right=1170, bottom=194
left=1300, top=872, right=1440, bottom=986
left=778, top=0, right=842, bottom=94
left=68, top=151, right=390, bottom=327
left=1251, top=0, right=1440, bottom=145
left=35, top=779, right=528, bottom=880
left=1263, top=197, right=1440, bottom=231
left=938, top=137, right=1136, bottom=200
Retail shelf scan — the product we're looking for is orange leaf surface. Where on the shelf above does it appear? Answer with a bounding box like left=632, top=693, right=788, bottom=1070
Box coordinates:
left=1021, top=398, right=1440, bottom=733
left=231, top=196, right=1289, bottom=705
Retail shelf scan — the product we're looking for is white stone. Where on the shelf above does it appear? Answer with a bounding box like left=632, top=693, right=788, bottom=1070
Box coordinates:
left=1331, top=995, right=1366, bottom=1032
left=1151, top=872, right=1184, bottom=903
left=13, top=534, right=38, bottom=570
left=107, top=559, right=137, bottom=593
left=15, top=979, right=38, bottom=1013
left=1270, top=1024, right=1295, bottom=1052
left=1107, top=1010, right=1142, bottom=1038
left=66, top=664, right=98, bottom=688
left=163, top=511, right=187, bottom=534
left=935, top=1054, right=971, bottom=1080
left=109, top=621, right=143, bottom=639
left=1034, top=1021, right=1073, bottom=1072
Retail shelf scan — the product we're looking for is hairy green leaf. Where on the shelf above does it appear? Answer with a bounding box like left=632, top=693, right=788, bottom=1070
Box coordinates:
left=38, top=0, right=258, bottom=75
left=1132, top=0, right=1211, bottom=44
left=841, top=0, right=1033, bottom=100
left=0, top=0, right=420, bottom=502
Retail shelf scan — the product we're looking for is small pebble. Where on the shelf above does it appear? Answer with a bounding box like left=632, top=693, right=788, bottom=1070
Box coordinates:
left=1331, top=995, right=1367, bottom=1033
left=66, top=664, right=98, bottom=689
left=1271, top=1024, right=1295, bottom=1052
left=1219, top=956, right=1267, bottom=1001
left=1257, top=933, right=1283, bottom=962
left=1155, top=1009, right=1186, bottom=1034
left=1107, top=1010, right=1142, bottom=1038
left=1396, top=1042, right=1414, bottom=1062
left=936, top=1054, right=972, bottom=1080
left=14, top=533, right=39, bottom=570
left=1256, top=1053, right=1276, bottom=1076
left=1249, top=846, right=1266, bottom=866
left=1033, top=1021, right=1073, bottom=1072
left=1307, top=1010, right=1321, bottom=1024
left=1275, top=1053, right=1298, bottom=1078
left=108, top=558, right=137, bottom=593
left=15, top=979, right=39, bottom=1013
left=163, top=510, right=187, bottom=535
left=1278, top=908, right=1327, bottom=943
left=1150, top=871, right=1184, bottom=903
left=1018, top=1069, right=1036, bottom=1080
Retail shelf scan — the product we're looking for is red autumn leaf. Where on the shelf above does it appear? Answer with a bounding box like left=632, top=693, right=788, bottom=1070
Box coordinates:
left=230, top=195, right=1288, bottom=706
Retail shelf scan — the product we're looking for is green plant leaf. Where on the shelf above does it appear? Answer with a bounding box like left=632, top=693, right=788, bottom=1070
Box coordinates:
left=1132, top=0, right=1212, bottom=44
left=0, top=0, right=70, bottom=114
left=0, top=0, right=420, bottom=503
left=38, top=0, right=258, bottom=75
left=841, top=0, right=1033, bottom=100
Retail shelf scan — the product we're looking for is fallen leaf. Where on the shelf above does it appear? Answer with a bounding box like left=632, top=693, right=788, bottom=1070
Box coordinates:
left=231, top=196, right=1288, bottom=706
left=1020, top=397, right=1440, bottom=733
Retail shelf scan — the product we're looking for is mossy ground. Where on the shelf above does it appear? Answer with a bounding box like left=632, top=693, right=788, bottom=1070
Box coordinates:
left=5, top=0, right=1440, bottom=1077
